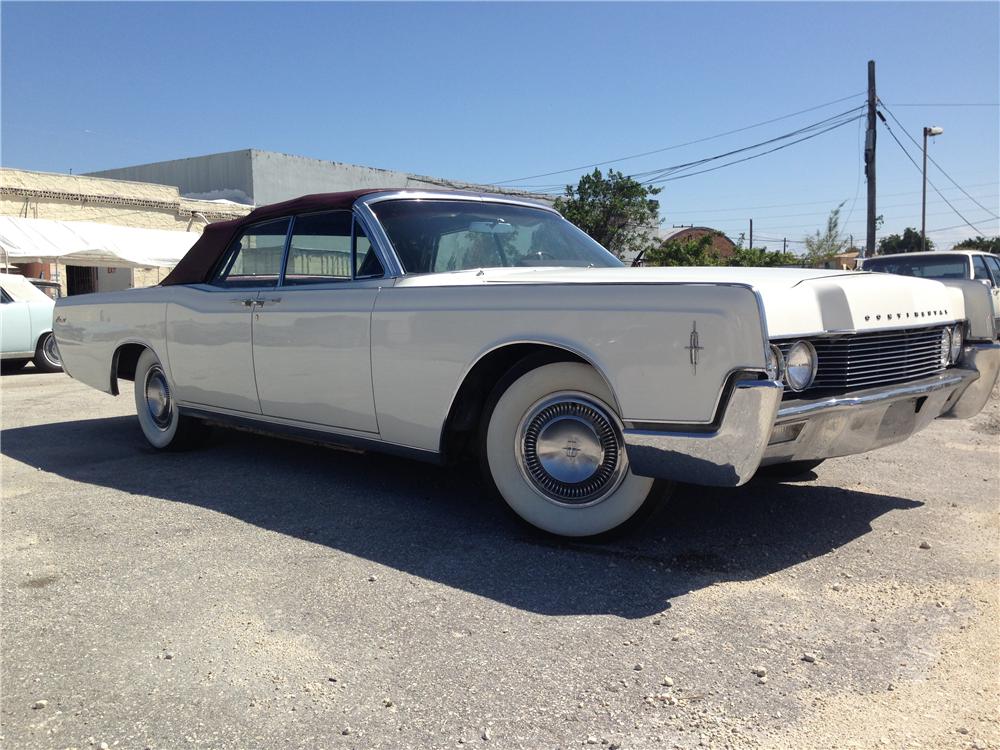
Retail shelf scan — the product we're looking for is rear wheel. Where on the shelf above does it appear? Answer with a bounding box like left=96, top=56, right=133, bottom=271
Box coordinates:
left=481, top=358, right=669, bottom=538
left=133, top=349, right=207, bottom=450
left=32, top=332, right=63, bottom=373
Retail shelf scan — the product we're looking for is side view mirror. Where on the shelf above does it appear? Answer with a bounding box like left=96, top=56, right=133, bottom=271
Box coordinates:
left=978, top=278, right=994, bottom=288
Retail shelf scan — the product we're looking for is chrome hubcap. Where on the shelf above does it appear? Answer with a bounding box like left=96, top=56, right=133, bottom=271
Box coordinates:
left=43, top=334, right=61, bottom=366
left=144, top=366, right=172, bottom=430
left=516, top=393, right=628, bottom=507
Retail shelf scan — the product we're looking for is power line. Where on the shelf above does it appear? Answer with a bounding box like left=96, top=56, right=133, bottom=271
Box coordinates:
left=878, top=100, right=999, bottom=220
left=487, top=91, right=866, bottom=185
left=651, top=115, right=865, bottom=184
left=633, top=107, right=864, bottom=183
left=841, top=115, right=865, bottom=228
left=658, top=181, right=999, bottom=214
left=704, top=205, right=998, bottom=232
left=664, top=193, right=998, bottom=222
left=504, top=107, right=865, bottom=193
left=881, top=103, right=999, bottom=107
left=877, top=110, right=985, bottom=234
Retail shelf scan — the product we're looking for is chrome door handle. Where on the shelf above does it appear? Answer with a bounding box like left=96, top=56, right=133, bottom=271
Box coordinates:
left=230, top=298, right=255, bottom=307
left=257, top=297, right=282, bottom=305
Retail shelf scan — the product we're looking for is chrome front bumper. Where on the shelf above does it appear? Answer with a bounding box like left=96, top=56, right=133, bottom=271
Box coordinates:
left=624, top=343, right=999, bottom=486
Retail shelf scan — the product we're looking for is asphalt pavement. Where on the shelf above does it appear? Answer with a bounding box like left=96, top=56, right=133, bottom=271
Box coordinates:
left=2, top=367, right=998, bottom=750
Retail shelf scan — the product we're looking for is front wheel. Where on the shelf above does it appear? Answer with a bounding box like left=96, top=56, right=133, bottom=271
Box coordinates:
left=133, top=349, right=207, bottom=450
left=33, top=332, right=63, bottom=373
left=481, top=359, right=670, bottom=538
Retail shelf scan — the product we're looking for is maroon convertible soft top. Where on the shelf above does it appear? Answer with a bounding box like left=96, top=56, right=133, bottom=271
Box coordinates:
left=161, top=189, right=386, bottom=286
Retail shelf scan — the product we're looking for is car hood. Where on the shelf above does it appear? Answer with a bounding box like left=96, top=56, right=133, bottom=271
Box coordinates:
left=393, top=266, right=965, bottom=338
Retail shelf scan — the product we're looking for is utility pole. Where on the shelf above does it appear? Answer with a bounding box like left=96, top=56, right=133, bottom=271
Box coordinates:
left=864, top=60, right=877, bottom=258
left=749, top=219, right=753, bottom=249
left=783, top=237, right=787, bottom=252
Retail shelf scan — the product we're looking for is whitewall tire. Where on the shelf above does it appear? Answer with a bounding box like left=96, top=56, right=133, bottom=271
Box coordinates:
left=33, top=332, right=63, bottom=373
left=482, top=360, right=668, bottom=538
left=133, top=349, right=205, bottom=450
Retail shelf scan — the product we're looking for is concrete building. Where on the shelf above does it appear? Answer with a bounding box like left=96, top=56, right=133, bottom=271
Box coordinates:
left=0, top=168, right=251, bottom=294
left=88, top=149, right=547, bottom=207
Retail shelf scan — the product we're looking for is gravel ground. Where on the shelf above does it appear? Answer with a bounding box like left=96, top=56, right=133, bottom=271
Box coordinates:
left=2, top=368, right=998, bottom=750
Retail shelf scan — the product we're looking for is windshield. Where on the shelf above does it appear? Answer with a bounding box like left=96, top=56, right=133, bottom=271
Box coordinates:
left=863, top=256, right=970, bottom=279
left=369, top=199, right=623, bottom=273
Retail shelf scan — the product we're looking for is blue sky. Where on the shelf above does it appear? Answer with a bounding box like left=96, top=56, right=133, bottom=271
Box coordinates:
left=3, top=2, right=998, bottom=250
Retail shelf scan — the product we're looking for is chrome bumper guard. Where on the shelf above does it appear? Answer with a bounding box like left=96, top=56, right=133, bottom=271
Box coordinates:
left=624, top=343, right=999, bottom=486
left=623, top=380, right=783, bottom=487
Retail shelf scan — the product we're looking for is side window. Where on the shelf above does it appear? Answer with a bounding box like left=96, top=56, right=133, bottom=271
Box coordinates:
left=284, top=211, right=353, bottom=285
left=972, top=255, right=993, bottom=283
left=0, top=288, right=12, bottom=304
left=215, top=218, right=290, bottom=288
left=353, top=220, right=384, bottom=278
left=983, top=255, right=1000, bottom=285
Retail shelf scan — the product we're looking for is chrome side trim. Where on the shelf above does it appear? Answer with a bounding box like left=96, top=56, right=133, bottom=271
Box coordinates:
left=623, top=380, right=783, bottom=487
left=179, top=405, right=443, bottom=465
left=942, top=342, right=1000, bottom=419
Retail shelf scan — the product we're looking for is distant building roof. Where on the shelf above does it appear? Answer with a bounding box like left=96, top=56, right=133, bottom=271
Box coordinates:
left=87, top=149, right=550, bottom=208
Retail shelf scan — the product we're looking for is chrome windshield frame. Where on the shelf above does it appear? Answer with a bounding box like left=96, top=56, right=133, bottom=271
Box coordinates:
left=353, top=190, right=569, bottom=279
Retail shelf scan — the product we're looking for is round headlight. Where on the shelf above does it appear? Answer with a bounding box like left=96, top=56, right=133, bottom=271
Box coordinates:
left=949, top=324, right=964, bottom=363
left=939, top=328, right=952, bottom=367
left=766, top=344, right=785, bottom=381
left=784, top=340, right=817, bottom=392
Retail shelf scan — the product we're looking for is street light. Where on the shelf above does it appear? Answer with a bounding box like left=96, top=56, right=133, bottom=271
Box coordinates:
left=922, top=126, right=944, bottom=252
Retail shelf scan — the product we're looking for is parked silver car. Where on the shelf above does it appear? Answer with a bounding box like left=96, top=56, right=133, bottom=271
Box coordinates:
left=861, top=251, right=1000, bottom=333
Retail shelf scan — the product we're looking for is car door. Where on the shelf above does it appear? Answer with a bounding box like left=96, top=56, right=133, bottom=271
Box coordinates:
left=981, top=254, right=1000, bottom=328
left=0, top=286, right=32, bottom=354
left=166, top=217, right=290, bottom=414
left=251, top=211, right=383, bottom=433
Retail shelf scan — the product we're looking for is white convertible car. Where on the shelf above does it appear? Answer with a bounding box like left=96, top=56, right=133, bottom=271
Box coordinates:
left=54, top=190, right=1000, bottom=537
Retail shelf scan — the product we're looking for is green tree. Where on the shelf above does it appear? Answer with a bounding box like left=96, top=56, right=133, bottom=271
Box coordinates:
left=643, top=234, right=721, bottom=267
left=955, top=235, right=1000, bottom=254
left=877, top=228, right=931, bottom=255
left=803, top=202, right=849, bottom=262
left=554, top=169, right=661, bottom=259
left=726, top=245, right=798, bottom=267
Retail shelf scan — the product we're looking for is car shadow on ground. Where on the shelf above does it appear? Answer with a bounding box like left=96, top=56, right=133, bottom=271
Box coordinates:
left=2, top=416, right=922, bottom=618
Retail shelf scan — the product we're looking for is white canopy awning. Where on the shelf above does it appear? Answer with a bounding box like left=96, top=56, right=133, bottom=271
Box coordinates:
left=0, top=216, right=199, bottom=268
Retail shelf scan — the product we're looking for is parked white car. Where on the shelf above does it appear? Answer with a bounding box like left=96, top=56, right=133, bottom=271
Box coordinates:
left=861, top=250, right=1000, bottom=334
left=53, top=190, right=1000, bottom=537
left=0, top=272, right=62, bottom=373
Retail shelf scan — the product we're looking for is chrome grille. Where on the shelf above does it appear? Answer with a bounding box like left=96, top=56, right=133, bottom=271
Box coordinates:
left=775, top=325, right=949, bottom=394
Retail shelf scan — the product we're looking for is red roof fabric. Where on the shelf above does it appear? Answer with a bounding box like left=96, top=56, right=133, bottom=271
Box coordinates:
left=160, top=189, right=387, bottom=286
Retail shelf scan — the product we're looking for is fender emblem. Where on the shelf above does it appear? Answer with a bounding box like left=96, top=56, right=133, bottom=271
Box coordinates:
left=563, top=437, right=581, bottom=460
left=685, top=320, right=704, bottom=374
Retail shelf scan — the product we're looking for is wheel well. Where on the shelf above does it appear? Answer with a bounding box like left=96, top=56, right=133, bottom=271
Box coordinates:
left=440, top=343, right=589, bottom=463
left=110, top=343, right=147, bottom=395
